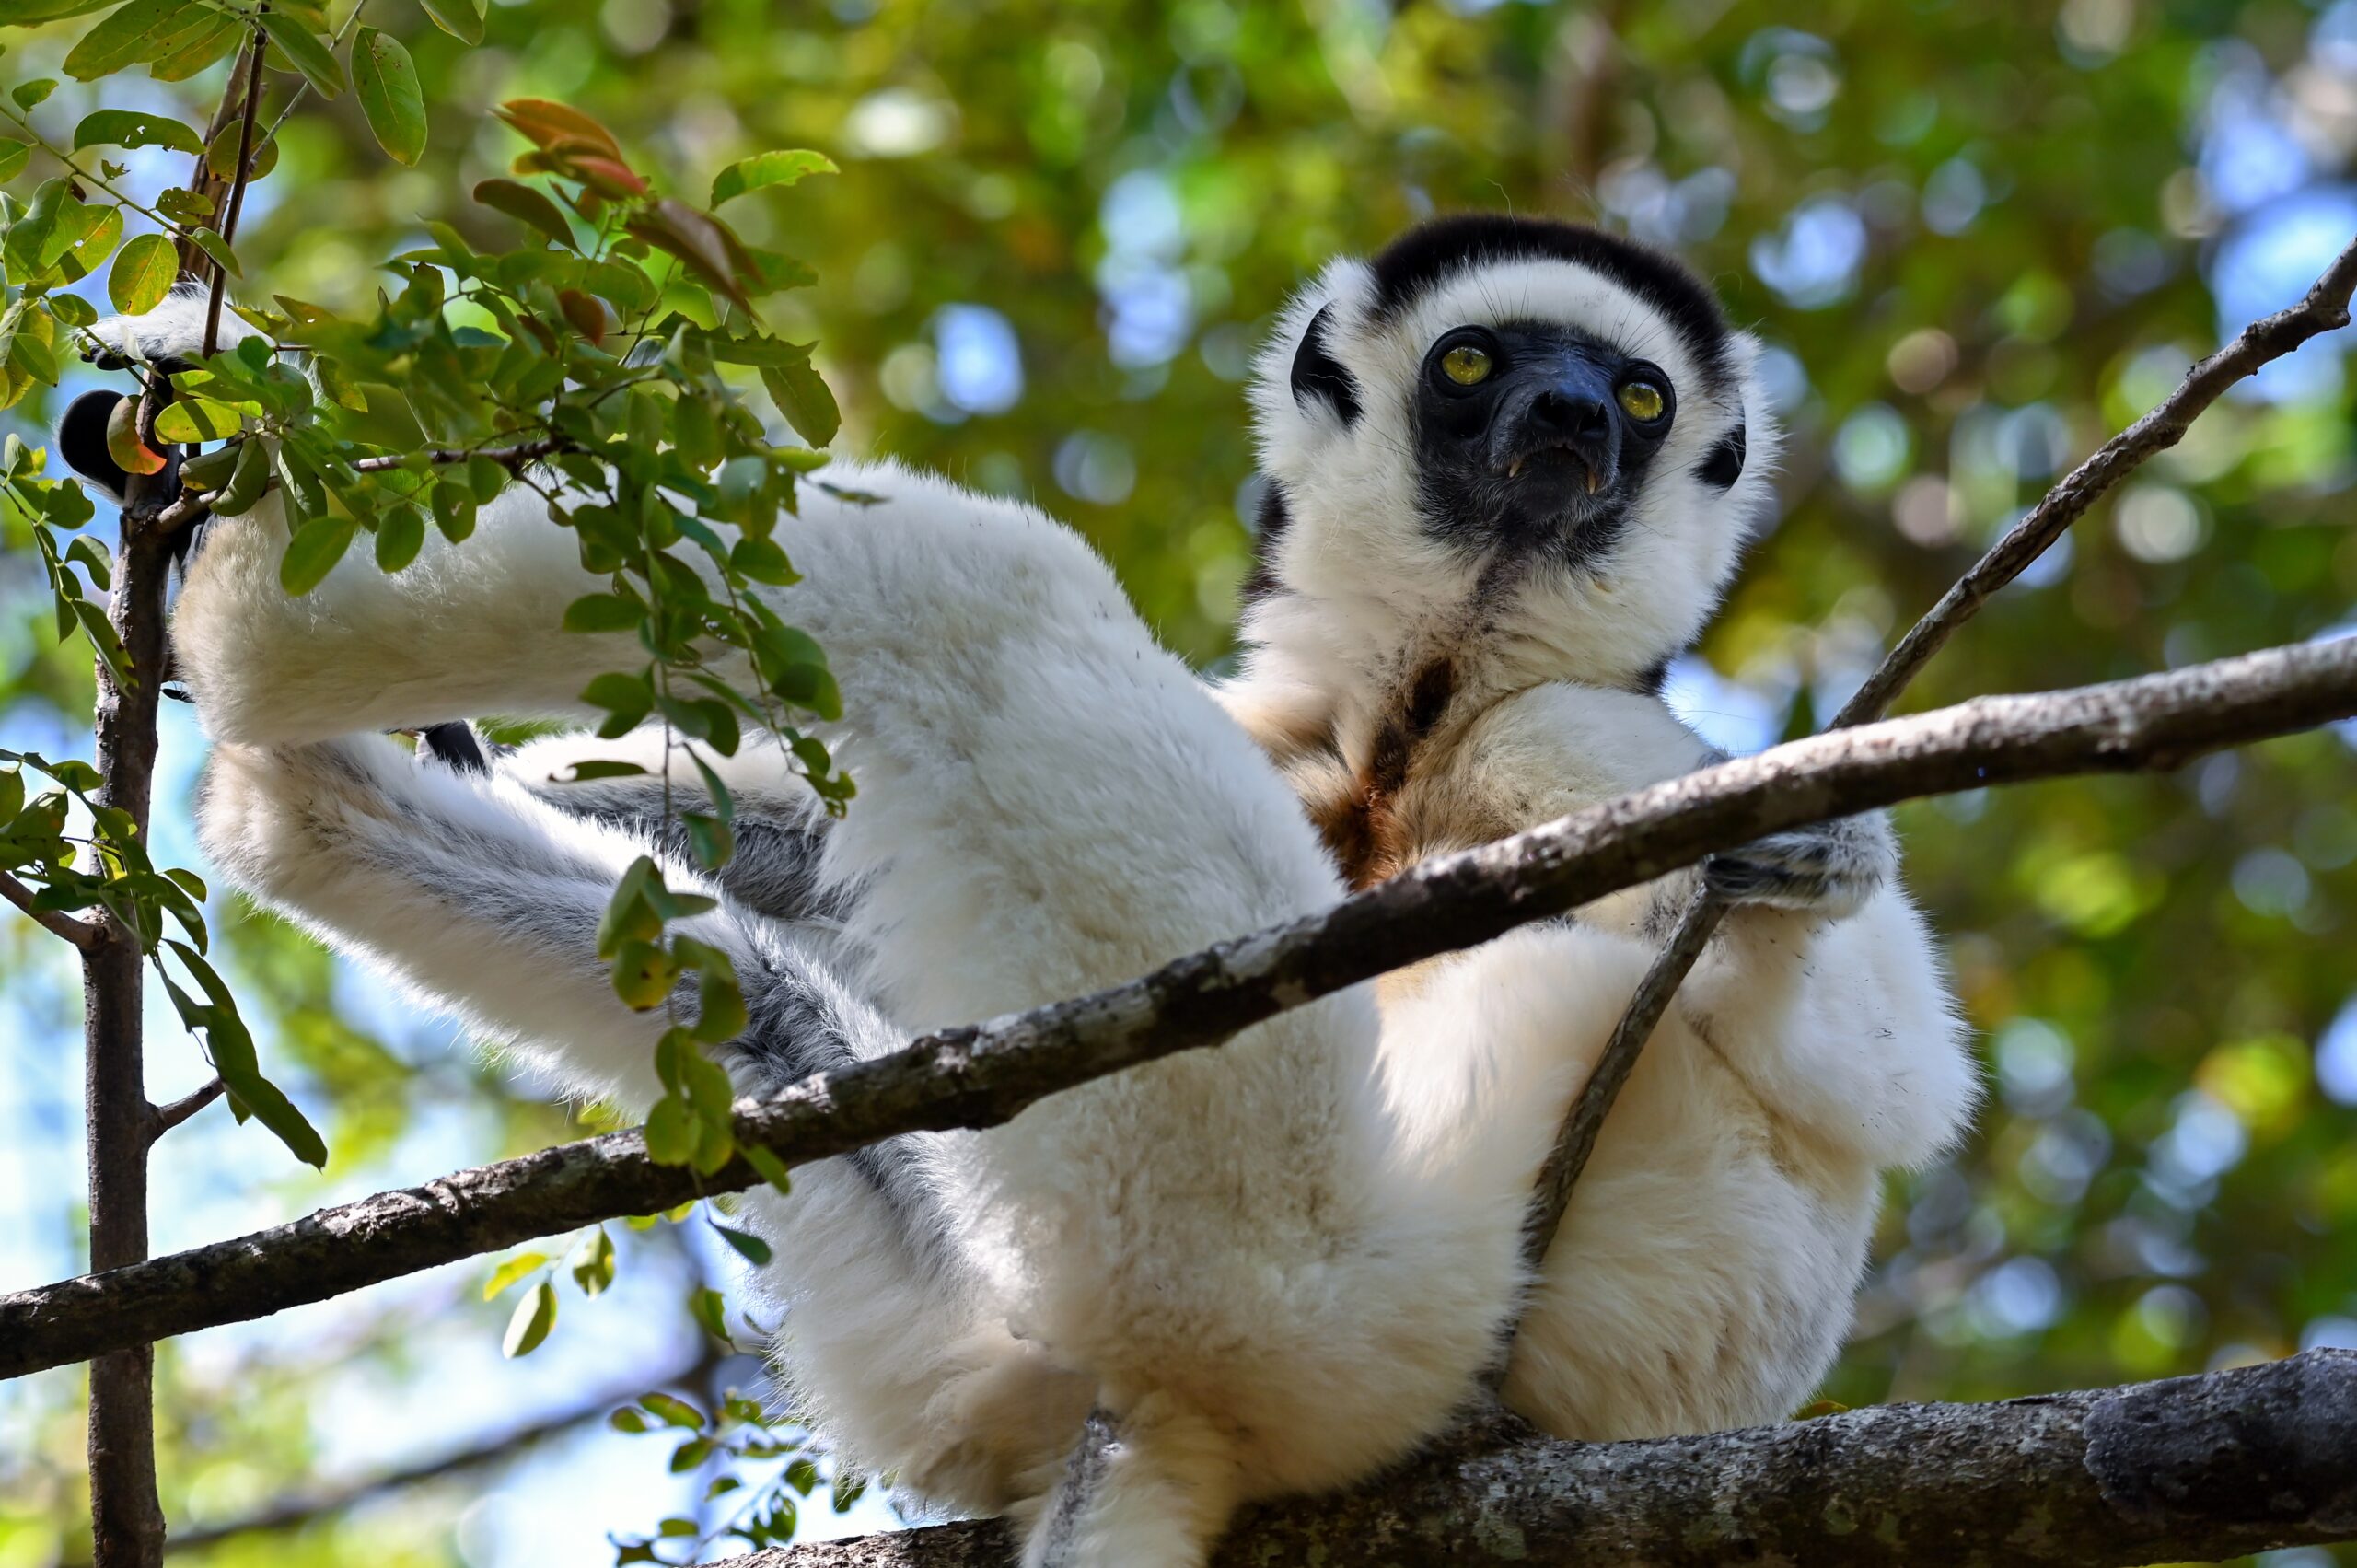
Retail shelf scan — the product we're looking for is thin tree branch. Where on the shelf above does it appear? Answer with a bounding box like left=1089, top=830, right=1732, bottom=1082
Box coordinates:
left=1514, top=228, right=2357, bottom=1315
left=717, top=1351, right=2357, bottom=1568
left=150, top=438, right=570, bottom=537
left=148, top=1078, right=224, bottom=1137
left=202, top=21, right=270, bottom=361
left=165, top=1346, right=729, bottom=1551
left=0, top=867, right=105, bottom=950
left=1514, top=880, right=1720, bottom=1281
left=4, top=635, right=2353, bottom=1382
left=1842, top=230, right=2357, bottom=727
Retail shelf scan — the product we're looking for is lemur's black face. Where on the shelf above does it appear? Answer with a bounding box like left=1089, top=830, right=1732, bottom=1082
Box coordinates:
left=1410, top=321, right=1675, bottom=569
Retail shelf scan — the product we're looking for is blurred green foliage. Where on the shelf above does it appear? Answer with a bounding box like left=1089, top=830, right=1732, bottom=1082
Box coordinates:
left=1, top=0, right=2354, bottom=1562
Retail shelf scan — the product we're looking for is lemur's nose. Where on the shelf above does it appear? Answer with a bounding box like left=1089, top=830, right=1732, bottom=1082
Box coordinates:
left=1528, top=388, right=1614, bottom=452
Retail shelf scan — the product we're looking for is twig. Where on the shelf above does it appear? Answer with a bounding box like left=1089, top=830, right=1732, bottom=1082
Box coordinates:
left=1507, top=228, right=2357, bottom=1318
left=1840, top=231, right=2357, bottom=727
left=166, top=1345, right=729, bottom=1551
left=150, top=436, right=569, bottom=538
left=149, top=1078, right=224, bottom=1137
left=0, top=867, right=105, bottom=951
left=203, top=21, right=270, bottom=360
left=1512, top=881, right=1719, bottom=1280
left=5, top=633, right=2354, bottom=1381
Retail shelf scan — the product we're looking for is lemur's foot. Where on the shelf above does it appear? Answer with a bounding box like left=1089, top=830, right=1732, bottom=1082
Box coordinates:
left=1704, top=811, right=1894, bottom=920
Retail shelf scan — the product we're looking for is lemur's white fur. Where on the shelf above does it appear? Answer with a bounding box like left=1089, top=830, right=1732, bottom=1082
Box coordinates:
left=97, top=227, right=1973, bottom=1566
left=1217, top=233, right=1971, bottom=1438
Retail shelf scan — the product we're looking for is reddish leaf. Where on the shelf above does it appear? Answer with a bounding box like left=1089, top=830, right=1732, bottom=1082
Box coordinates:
left=625, top=198, right=750, bottom=310
left=558, top=289, right=607, bottom=345
left=495, top=98, right=621, bottom=158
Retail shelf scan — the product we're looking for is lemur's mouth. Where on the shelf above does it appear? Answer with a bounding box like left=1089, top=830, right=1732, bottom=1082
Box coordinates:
left=1503, top=443, right=1606, bottom=494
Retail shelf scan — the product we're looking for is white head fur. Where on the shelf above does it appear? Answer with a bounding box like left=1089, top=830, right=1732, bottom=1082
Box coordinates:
left=1231, top=215, right=1781, bottom=748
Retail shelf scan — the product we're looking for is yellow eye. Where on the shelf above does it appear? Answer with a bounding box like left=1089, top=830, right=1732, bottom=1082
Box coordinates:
left=1616, top=380, right=1666, bottom=422
left=1441, top=344, right=1492, bottom=386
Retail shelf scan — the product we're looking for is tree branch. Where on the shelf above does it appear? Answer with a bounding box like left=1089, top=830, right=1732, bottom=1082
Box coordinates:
left=148, top=1078, right=223, bottom=1137
left=164, top=1346, right=727, bottom=1551
left=1843, top=230, right=2357, bottom=726
left=712, top=1351, right=2357, bottom=1568
left=3, top=635, right=2352, bottom=1381
left=151, top=438, right=570, bottom=537
left=0, top=867, right=105, bottom=950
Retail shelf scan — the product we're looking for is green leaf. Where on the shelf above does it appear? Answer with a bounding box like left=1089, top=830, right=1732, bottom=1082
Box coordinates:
left=419, top=0, right=484, bottom=42
left=204, top=120, right=280, bottom=182
left=149, top=12, right=240, bottom=80
left=71, top=109, right=202, bottom=155
left=608, top=1407, right=649, bottom=1434
left=106, top=232, right=175, bottom=317
left=0, top=141, right=28, bottom=183
left=279, top=514, right=356, bottom=595
left=502, top=1278, right=557, bottom=1356
left=730, top=536, right=798, bottom=586
left=709, top=149, right=837, bottom=207
left=761, top=361, right=840, bottom=448
left=688, top=1284, right=730, bottom=1343
left=741, top=1142, right=793, bottom=1198
left=482, top=1250, right=549, bottom=1299
left=190, top=226, right=239, bottom=279
left=11, top=79, right=55, bottom=109
left=257, top=11, right=345, bottom=99
left=374, top=503, right=425, bottom=572
left=555, top=760, right=647, bottom=783
left=428, top=479, right=476, bottom=542
left=710, top=1219, right=772, bottom=1266
left=639, top=1391, right=705, bottom=1430
left=563, top=592, right=642, bottom=633
left=0, top=0, right=113, bottom=25
left=63, top=0, right=197, bottom=81
left=581, top=670, right=653, bottom=728
left=643, top=1090, right=694, bottom=1164
left=569, top=1225, right=615, bottom=1296
left=352, top=28, right=424, bottom=165
left=471, top=178, right=573, bottom=248
left=153, top=396, right=244, bottom=443
left=48, top=294, right=95, bottom=329
left=164, top=940, right=328, bottom=1168
left=210, top=434, right=273, bottom=517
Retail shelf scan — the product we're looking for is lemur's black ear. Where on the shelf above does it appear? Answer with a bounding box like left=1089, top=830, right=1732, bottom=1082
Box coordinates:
left=1698, top=423, right=1747, bottom=491
left=1289, top=303, right=1361, bottom=428
left=60, top=389, right=133, bottom=500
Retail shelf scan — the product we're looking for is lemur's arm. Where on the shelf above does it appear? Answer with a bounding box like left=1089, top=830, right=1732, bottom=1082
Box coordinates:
left=1470, top=685, right=1975, bottom=1170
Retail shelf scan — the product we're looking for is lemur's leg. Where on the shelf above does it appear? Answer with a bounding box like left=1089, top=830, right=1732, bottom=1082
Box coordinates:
left=197, top=730, right=1052, bottom=1510
left=489, top=724, right=848, bottom=933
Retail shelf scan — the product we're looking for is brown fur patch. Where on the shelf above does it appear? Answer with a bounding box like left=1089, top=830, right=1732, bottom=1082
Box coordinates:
left=1307, top=659, right=1457, bottom=890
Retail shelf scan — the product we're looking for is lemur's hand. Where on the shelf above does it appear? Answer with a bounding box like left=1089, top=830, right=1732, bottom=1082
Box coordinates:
left=1704, top=811, right=1895, bottom=920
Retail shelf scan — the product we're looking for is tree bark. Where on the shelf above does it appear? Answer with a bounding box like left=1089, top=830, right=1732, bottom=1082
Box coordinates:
left=84, top=493, right=175, bottom=1568
left=5, top=635, right=2354, bottom=1382
left=708, top=1351, right=2357, bottom=1568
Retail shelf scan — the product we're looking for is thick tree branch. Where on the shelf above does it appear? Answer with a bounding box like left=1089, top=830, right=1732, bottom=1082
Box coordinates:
left=715, top=1351, right=2357, bottom=1568
left=0, top=866, right=105, bottom=950
left=3, top=635, right=2352, bottom=1381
